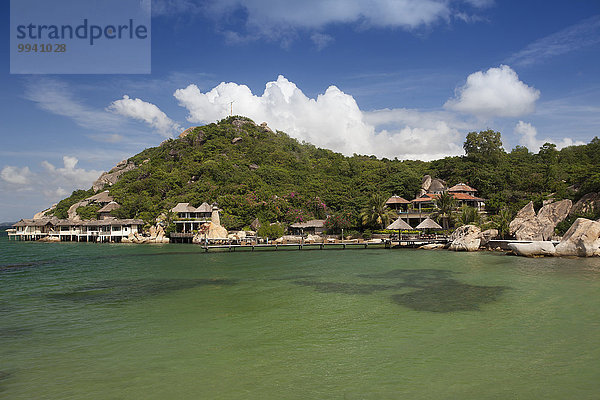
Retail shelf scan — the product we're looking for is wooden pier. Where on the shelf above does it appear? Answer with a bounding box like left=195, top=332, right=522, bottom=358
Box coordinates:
left=200, top=241, right=391, bottom=252
left=199, top=238, right=449, bottom=252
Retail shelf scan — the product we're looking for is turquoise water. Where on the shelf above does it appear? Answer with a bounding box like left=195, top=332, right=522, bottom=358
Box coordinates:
left=1, top=236, right=600, bottom=399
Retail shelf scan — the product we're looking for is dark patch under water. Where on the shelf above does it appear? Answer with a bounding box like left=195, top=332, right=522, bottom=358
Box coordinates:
left=0, top=370, right=12, bottom=392
left=358, top=269, right=455, bottom=288
left=292, top=280, right=397, bottom=295
left=0, top=262, right=42, bottom=272
left=48, top=278, right=237, bottom=303
left=391, top=281, right=507, bottom=313
left=292, top=268, right=508, bottom=313
left=0, top=327, right=33, bottom=339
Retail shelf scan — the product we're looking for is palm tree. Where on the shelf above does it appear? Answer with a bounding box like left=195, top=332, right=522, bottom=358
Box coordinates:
left=435, top=192, right=457, bottom=229
left=492, top=207, right=513, bottom=239
left=360, top=194, right=396, bottom=230
left=456, top=205, right=481, bottom=226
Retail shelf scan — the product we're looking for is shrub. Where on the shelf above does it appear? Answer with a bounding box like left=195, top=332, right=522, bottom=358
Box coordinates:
left=258, top=223, right=285, bottom=239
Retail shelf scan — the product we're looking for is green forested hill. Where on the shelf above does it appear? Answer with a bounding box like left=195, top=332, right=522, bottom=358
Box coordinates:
left=49, top=116, right=600, bottom=229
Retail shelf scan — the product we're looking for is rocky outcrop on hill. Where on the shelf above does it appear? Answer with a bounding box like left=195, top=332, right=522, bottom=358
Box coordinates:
left=419, top=175, right=432, bottom=197
left=508, top=241, right=556, bottom=257
left=92, top=159, right=137, bottom=191
left=570, top=192, right=600, bottom=216
left=509, top=200, right=572, bottom=241
left=34, top=204, right=56, bottom=219
left=555, top=218, right=600, bottom=257
left=178, top=127, right=196, bottom=139
left=449, top=225, right=481, bottom=251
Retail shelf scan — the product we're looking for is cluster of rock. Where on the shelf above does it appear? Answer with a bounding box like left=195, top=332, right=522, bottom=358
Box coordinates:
left=122, top=225, right=170, bottom=244
left=508, top=218, right=600, bottom=257
left=509, top=200, right=572, bottom=241
left=447, top=225, right=498, bottom=252
left=505, top=197, right=600, bottom=257
left=92, top=159, right=137, bottom=192
left=191, top=209, right=228, bottom=243
left=418, top=175, right=446, bottom=197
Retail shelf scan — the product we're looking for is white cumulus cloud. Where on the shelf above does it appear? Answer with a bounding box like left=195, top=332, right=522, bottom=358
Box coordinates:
left=445, top=65, right=540, bottom=118
left=42, top=156, right=103, bottom=188
left=108, top=95, right=181, bottom=137
left=194, top=0, right=492, bottom=45
left=174, top=75, right=470, bottom=160
left=514, top=121, right=585, bottom=152
left=0, top=166, right=34, bottom=185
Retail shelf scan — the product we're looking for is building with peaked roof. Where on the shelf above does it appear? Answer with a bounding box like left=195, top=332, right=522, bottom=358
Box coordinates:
left=289, top=219, right=325, bottom=235
left=385, top=195, right=410, bottom=211
left=170, top=202, right=217, bottom=233
left=98, top=201, right=121, bottom=219
left=447, top=183, right=477, bottom=194
left=394, top=177, right=486, bottom=227
left=428, top=178, right=447, bottom=194
left=8, top=217, right=143, bottom=242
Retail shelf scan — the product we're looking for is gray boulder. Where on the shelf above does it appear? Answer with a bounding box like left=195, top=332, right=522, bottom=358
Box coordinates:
left=508, top=241, right=556, bottom=257
left=509, top=200, right=572, bottom=241
left=555, top=218, right=600, bottom=257
left=92, top=160, right=137, bottom=191
left=479, top=229, right=499, bottom=246
left=449, top=225, right=481, bottom=251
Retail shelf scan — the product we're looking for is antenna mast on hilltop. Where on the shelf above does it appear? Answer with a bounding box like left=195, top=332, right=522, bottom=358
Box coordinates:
left=229, top=100, right=235, bottom=116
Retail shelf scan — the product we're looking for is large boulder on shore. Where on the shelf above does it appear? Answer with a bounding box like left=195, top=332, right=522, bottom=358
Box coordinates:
left=479, top=229, right=499, bottom=246
left=508, top=241, right=556, bottom=257
left=449, top=225, right=481, bottom=251
left=509, top=200, right=572, bottom=241
left=555, top=218, right=600, bottom=257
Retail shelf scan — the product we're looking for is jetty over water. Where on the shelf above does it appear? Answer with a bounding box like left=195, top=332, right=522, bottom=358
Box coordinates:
left=199, top=237, right=450, bottom=252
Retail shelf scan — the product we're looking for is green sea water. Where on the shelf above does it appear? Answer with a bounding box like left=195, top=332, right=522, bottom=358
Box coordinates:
left=1, top=235, right=600, bottom=399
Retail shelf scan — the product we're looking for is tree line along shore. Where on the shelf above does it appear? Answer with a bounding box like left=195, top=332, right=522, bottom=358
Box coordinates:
left=6, top=117, right=600, bottom=256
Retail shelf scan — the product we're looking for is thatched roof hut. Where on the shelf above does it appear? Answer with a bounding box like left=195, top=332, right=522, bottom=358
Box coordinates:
left=386, top=218, right=412, bottom=230
left=171, top=203, right=196, bottom=213
left=13, top=217, right=59, bottom=227
left=196, top=202, right=212, bottom=213
left=289, top=220, right=325, bottom=229
left=386, top=195, right=410, bottom=205
left=447, top=183, right=477, bottom=193
left=428, top=178, right=447, bottom=194
left=415, top=218, right=442, bottom=230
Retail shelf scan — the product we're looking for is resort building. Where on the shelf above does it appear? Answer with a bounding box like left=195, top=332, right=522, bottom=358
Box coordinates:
left=385, top=195, right=410, bottom=212
left=388, top=180, right=486, bottom=227
left=9, top=217, right=144, bottom=242
left=170, top=202, right=217, bottom=233
left=98, top=201, right=121, bottom=219
left=289, top=220, right=326, bottom=236
left=447, top=183, right=486, bottom=210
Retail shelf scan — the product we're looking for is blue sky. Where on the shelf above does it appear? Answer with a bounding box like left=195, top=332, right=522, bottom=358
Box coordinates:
left=1, top=0, right=600, bottom=221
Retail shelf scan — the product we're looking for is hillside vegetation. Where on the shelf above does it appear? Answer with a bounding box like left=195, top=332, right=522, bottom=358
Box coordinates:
left=50, top=116, right=600, bottom=230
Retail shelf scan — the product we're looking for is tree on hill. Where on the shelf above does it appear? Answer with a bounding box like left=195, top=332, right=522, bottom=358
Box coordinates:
left=463, top=129, right=504, bottom=162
